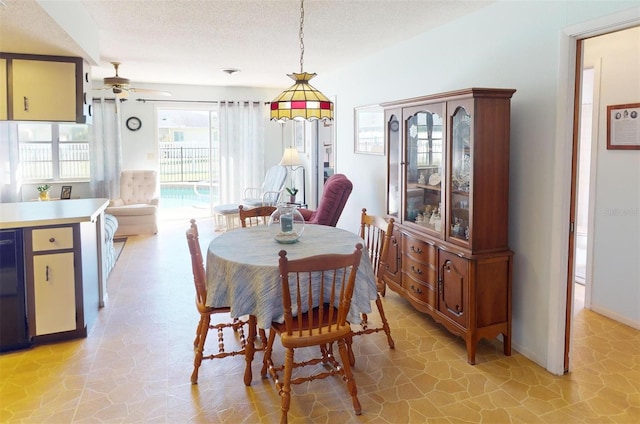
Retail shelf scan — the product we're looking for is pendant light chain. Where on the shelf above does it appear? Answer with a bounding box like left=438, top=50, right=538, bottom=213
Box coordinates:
left=269, top=0, right=333, bottom=121
left=299, top=0, right=305, bottom=73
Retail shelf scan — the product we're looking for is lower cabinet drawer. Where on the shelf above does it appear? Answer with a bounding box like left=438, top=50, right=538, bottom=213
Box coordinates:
left=403, top=235, right=436, bottom=263
left=32, top=227, right=74, bottom=252
left=403, top=256, right=436, bottom=284
left=402, top=270, right=436, bottom=307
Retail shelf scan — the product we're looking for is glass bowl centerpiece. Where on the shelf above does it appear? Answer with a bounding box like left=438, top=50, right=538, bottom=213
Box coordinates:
left=268, top=203, right=305, bottom=244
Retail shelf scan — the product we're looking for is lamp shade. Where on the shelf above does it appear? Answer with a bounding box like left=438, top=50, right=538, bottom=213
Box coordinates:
left=270, top=73, right=334, bottom=122
left=279, top=147, right=303, bottom=167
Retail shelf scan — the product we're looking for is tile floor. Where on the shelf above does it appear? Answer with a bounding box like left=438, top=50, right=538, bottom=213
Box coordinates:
left=0, top=217, right=638, bottom=423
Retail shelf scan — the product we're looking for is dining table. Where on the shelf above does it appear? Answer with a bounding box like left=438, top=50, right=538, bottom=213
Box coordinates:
left=205, top=223, right=379, bottom=385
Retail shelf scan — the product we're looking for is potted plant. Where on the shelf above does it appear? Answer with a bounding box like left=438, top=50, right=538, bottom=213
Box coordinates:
left=285, top=187, right=298, bottom=204
left=37, top=184, right=51, bottom=201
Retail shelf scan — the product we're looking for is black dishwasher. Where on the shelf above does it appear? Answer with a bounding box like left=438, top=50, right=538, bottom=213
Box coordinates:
left=0, top=229, right=31, bottom=352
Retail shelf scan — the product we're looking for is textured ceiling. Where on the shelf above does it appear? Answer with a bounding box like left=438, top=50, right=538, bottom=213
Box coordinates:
left=0, top=0, right=493, bottom=88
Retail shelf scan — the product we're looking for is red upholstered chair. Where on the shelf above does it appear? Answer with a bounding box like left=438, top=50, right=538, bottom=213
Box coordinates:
left=298, top=174, right=353, bottom=227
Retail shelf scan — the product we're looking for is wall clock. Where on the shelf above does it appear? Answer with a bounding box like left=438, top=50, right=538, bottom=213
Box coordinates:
left=126, top=116, right=142, bottom=131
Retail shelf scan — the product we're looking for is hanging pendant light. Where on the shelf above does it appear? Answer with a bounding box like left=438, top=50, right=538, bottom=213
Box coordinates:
left=270, top=0, right=334, bottom=122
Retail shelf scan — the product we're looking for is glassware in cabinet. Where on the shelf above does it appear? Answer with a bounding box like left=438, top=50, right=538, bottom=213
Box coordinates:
left=449, top=105, right=471, bottom=243
left=402, top=103, right=445, bottom=236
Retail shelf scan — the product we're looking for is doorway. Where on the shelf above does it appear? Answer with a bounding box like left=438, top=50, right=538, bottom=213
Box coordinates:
left=565, top=24, right=640, bottom=372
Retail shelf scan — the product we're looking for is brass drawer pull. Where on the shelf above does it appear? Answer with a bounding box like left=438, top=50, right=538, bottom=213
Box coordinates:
left=410, top=285, right=422, bottom=295
left=410, top=265, right=423, bottom=275
left=410, top=245, right=423, bottom=254
left=49, top=237, right=55, bottom=243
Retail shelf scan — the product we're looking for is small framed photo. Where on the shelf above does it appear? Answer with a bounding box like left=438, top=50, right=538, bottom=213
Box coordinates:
left=355, top=105, right=385, bottom=155
left=293, top=120, right=305, bottom=152
left=607, top=103, right=640, bottom=150
left=60, top=185, right=72, bottom=200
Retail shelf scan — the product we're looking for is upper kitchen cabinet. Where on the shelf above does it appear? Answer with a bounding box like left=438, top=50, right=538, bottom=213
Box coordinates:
left=0, top=58, right=6, bottom=120
left=0, top=53, right=88, bottom=123
left=82, top=60, right=93, bottom=124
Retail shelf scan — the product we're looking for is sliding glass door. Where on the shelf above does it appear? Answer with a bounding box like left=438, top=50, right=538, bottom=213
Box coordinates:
left=157, top=108, right=219, bottom=217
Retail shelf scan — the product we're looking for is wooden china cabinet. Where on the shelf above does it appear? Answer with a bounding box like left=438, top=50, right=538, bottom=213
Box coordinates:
left=380, top=87, right=516, bottom=364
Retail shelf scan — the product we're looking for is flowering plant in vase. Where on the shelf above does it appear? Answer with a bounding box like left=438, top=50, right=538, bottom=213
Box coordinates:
left=285, top=187, right=298, bottom=203
left=37, top=184, right=51, bottom=201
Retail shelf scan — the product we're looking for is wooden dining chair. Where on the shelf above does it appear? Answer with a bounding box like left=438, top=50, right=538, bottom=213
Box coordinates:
left=186, top=219, right=251, bottom=384
left=354, top=208, right=395, bottom=349
left=261, top=244, right=364, bottom=424
left=238, top=205, right=276, bottom=228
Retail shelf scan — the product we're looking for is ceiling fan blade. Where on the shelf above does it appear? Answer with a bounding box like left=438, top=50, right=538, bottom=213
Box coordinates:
left=128, top=87, right=172, bottom=96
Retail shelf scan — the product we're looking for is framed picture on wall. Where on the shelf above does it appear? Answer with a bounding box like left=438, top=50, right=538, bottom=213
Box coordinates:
left=354, top=105, right=385, bottom=155
left=293, top=120, right=305, bottom=152
left=60, top=185, right=72, bottom=200
left=607, top=103, right=640, bottom=150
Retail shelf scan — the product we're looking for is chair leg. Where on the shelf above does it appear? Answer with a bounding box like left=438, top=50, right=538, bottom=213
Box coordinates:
left=280, top=348, right=294, bottom=424
left=377, top=279, right=386, bottom=297
left=336, top=338, right=362, bottom=415
left=244, top=315, right=257, bottom=386
left=375, top=293, right=395, bottom=349
left=258, top=328, right=268, bottom=348
left=261, top=329, right=277, bottom=379
left=360, top=313, right=369, bottom=328
left=193, top=315, right=206, bottom=348
left=346, top=333, right=355, bottom=367
left=191, top=314, right=210, bottom=384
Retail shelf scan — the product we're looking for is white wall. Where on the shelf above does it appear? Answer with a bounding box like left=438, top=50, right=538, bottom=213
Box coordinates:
left=583, top=28, right=640, bottom=326
left=317, top=0, right=638, bottom=371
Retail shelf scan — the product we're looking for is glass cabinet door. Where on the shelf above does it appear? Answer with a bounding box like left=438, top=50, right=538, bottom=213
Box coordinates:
left=386, top=109, right=401, bottom=219
left=403, top=103, right=445, bottom=235
left=449, top=105, right=471, bottom=244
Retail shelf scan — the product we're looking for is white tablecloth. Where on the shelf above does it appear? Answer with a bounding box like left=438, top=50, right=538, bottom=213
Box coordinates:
left=206, top=224, right=377, bottom=329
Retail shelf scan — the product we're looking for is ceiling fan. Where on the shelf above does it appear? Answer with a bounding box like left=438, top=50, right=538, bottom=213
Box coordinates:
left=100, top=62, right=171, bottom=99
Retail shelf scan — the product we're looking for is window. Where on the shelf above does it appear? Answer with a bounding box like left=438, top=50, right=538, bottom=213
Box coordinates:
left=18, top=123, right=90, bottom=181
left=415, top=112, right=443, bottom=167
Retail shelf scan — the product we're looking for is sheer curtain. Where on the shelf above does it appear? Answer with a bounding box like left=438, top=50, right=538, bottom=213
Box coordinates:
left=0, top=123, right=21, bottom=202
left=217, top=101, right=266, bottom=204
left=90, top=99, right=122, bottom=199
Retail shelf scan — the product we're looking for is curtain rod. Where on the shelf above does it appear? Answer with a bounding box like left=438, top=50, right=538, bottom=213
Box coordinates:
left=92, top=98, right=267, bottom=105
left=135, top=99, right=268, bottom=105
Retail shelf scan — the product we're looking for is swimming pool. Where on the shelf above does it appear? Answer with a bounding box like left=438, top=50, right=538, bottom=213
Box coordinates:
left=160, top=184, right=218, bottom=209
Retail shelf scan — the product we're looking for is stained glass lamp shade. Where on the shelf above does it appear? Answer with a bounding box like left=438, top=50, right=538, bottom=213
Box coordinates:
left=270, top=72, right=334, bottom=122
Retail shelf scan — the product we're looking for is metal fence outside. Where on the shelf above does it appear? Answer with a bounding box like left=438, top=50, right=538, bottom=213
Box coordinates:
left=19, top=142, right=90, bottom=180
left=19, top=142, right=217, bottom=184
left=158, top=142, right=217, bottom=183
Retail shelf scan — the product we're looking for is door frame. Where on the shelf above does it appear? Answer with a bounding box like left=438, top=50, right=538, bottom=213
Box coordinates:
left=547, top=8, right=640, bottom=376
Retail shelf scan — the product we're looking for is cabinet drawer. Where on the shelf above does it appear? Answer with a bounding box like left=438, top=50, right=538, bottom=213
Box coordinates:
left=402, top=235, right=436, bottom=263
left=403, top=256, right=437, bottom=284
left=402, top=272, right=436, bottom=307
left=32, top=227, right=74, bottom=252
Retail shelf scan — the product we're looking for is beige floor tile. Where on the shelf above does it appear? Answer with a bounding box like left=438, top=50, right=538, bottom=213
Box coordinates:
left=0, top=216, right=638, bottom=423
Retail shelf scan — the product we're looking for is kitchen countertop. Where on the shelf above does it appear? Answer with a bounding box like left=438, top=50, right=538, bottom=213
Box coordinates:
left=0, top=198, right=109, bottom=229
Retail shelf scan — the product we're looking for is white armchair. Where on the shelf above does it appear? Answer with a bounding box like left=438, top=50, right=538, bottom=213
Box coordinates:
left=242, top=165, right=287, bottom=207
left=105, top=170, right=159, bottom=237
